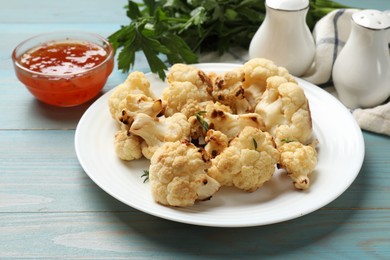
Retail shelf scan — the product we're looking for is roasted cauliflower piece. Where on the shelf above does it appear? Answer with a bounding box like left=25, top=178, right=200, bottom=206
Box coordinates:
left=278, top=141, right=317, bottom=190
left=243, top=58, right=296, bottom=108
left=129, top=113, right=191, bottom=159
left=187, top=101, right=233, bottom=141
left=255, top=76, right=317, bottom=189
left=255, top=76, right=313, bottom=145
left=114, top=129, right=143, bottom=161
left=109, top=71, right=156, bottom=118
left=149, top=141, right=220, bottom=207
left=116, top=94, right=163, bottom=127
left=167, top=63, right=213, bottom=102
left=208, top=127, right=280, bottom=192
left=162, top=81, right=204, bottom=117
left=209, top=68, right=252, bottom=114
left=205, top=102, right=265, bottom=139
left=204, top=129, right=229, bottom=158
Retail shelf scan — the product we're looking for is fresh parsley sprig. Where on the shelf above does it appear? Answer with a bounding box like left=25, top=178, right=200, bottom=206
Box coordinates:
left=108, top=1, right=199, bottom=80
left=109, top=0, right=351, bottom=80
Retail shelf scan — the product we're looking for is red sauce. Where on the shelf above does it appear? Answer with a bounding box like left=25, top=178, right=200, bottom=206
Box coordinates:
left=15, top=41, right=114, bottom=107
left=20, top=42, right=107, bottom=75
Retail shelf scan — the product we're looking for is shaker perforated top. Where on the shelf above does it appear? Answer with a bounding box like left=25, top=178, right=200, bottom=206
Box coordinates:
left=352, top=9, right=390, bottom=30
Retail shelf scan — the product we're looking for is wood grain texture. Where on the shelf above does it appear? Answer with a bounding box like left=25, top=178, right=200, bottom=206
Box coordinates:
left=1, top=210, right=389, bottom=259
left=0, top=0, right=129, bottom=24
left=0, top=130, right=129, bottom=212
left=1, top=0, right=390, bottom=258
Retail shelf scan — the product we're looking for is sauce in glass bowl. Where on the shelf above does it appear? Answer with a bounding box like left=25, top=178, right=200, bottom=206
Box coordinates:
left=12, top=32, right=114, bottom=107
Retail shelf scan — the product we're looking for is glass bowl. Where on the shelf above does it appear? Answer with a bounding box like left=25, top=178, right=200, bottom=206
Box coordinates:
left=12, top=31, right=114, bottom=107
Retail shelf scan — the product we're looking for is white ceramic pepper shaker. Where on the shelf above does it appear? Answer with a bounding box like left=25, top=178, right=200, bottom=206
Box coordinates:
left=333, top=9, right=390, bottom=109
left=248, top=0, right=315, bottom=76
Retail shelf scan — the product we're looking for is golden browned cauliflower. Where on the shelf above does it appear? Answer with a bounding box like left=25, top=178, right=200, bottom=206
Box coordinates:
left=109, top=71, right=156, bottom=118
left=116, top=94, right=164, bottom=127
left=243, top=58, right=296, bottom=108
left=187, top=101, right=233, bottom=141
left=208, top=127, right=280, bottom=192
left=254, top=76, right=317, bottom=189
left=278, top=141, right=317, bottom=190
left=129, top=113, right=191, bottom=159
left=255, top=76, right=313, bottom=145
left=204, top=129, right=229, bottom=158
left=162, top=81, right=203, bottom=117
left=204, top=102, right=265, bottom=139
left=209, top=68, right=252, bottom=114
left=114, top=129, right=143, bottom=161
left=149, top=141, right=220, bottom=207
left=167, top=63, right=213, bottom=102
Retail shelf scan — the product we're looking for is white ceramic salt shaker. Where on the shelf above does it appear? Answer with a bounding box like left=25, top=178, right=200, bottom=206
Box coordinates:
left=333, top=9, right=390, bottom=109
left=248, top=0, right=315, bottom=76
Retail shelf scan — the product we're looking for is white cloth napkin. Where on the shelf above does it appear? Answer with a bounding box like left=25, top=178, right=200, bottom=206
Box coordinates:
left=302, top=9, right=390, bottom=136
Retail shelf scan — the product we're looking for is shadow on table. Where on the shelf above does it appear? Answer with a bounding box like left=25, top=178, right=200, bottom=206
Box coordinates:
left=28, top=95, right=100, bottom=124
left=92, top=163, right=369, bottom=259
left=110, top=207, right=355, bottom=258
left=25, top=87, right=113, bottom=129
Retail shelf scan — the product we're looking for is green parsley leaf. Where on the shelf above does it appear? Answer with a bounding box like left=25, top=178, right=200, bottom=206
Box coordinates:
left=281, top=138, right=296, bottom=143
left=253, top=138, right=258, bottom=150
left=109, top=0, right=352, bottom=80
left=195, top=111, right=209, bottom=132
left=141, top=170, right=150, bottom=183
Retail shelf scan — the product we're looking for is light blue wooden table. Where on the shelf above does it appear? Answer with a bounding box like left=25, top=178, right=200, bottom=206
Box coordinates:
left=1, top=0, right=389, bottom=258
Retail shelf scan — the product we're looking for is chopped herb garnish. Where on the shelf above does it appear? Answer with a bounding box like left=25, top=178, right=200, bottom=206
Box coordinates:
left=281, top=138, right=296, bottom=143
left=195, top=111, right=209, bottom=132
left=253, top=138, right=258, bottom=150
left=141, top=170, right=149, bottom=183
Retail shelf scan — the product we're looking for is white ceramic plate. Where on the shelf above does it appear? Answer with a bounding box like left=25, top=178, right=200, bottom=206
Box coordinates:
left=75, top=63, right=365, bottom=227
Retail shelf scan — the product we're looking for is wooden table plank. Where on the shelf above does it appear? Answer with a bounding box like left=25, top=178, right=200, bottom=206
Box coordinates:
left=1, top=210, right=389, bottom=259
left=0, top=0, right=128, bottom=24
left=0, top=130, right=129, bottom=212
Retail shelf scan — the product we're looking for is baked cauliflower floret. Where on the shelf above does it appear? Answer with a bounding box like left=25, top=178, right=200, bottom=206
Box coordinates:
left=209, top=68, right=252, bottom=114
left=149, top=141, right=220, bottom=207
left=130, top=113, right=191, bottom=159
left=114, top=130, right=143, bottom=161
left=167, top=63, right=213, bottom=101
left=116, top=94, right=163, bottom=127
left=274, top=109, right=313, bottom=147
left=278, top=141, right=317, bottom=190
left=162, top=81, right=203, bottom=117
left=109, top=71, right=156, bottom=118
left=208, top=127, right=280, bottom=192
left=204, top=129, right=229, bottom=158
left=243, top=58, right=296, bottom=108
left=255, top=76, right=313, bottom=145
left=205, top=102, right=265, bottom=139
left=188, top=101, right=233, bottom=141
